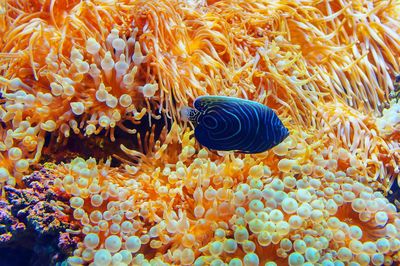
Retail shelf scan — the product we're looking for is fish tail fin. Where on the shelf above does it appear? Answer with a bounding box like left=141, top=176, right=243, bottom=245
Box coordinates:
left=180, top=106, right=198, bottom=123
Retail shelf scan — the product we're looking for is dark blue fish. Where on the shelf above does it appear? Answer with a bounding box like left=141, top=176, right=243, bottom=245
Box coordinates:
left=181, top=96, right=289, bottom=153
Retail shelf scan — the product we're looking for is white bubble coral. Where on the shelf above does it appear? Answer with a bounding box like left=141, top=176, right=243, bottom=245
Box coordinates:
left=46, top=126, right=400, bottom=265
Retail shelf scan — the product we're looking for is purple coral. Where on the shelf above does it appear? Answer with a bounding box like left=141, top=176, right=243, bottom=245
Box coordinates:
left=0, top=167, right=81, bottom=265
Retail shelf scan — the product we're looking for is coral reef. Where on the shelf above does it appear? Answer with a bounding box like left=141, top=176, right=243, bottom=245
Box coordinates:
left=0, top=0, right=399, bottom=265
left=0, top=168, right=80, bottom=265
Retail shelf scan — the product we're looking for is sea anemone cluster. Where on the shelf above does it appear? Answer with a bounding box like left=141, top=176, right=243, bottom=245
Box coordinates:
left=0, top=0, right=400, bottom=265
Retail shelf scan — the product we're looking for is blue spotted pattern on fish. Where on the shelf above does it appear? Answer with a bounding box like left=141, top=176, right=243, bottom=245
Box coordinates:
left=181, top=96, right=289, bottom=153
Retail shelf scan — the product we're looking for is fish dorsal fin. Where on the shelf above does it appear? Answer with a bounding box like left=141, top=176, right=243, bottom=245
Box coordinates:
left=194, top=95, right=254, bottom=111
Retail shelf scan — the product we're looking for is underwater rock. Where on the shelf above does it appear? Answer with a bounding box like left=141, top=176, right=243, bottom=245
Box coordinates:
left=0, top=168, right=81, bottom=266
